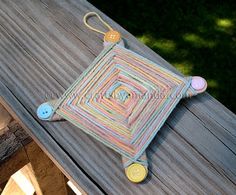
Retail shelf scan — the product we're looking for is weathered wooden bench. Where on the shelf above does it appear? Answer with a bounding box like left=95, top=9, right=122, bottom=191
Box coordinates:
left=0, top=0, right=236, bottom=194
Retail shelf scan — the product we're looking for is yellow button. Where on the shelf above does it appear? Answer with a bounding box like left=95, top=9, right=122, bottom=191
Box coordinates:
left=104, top=30, right=121, bottom=43
left=125, top=163, right=148, bottom=183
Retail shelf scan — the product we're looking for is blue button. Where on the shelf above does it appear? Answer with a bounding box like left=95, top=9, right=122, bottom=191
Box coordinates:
left=37, top=103, right=53, bottom=120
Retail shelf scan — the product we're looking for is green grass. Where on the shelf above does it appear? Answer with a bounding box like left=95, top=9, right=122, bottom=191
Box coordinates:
left=89, top=0, right=236, bottom=113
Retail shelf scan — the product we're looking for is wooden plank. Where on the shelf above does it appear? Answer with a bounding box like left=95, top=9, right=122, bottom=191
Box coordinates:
left=0, top=86, right=103, bottom=195
left=0, top=140, right=72, bottom=195
left=168, top=103, right=236, bottom=181
left=0, top=147, right=29, bottom=184
left=2, top=163, right=40, bottom=195
left=0, top=181, right=7, bottom=194
left=148, top=125, right=236, bottom=194
left=0, top=0, right=235, bottom=194
left=1, top=178, right=26, bottom=195
left=25, top=141, right=68, bottom=195
left=22, top=163, right=43, bottom=195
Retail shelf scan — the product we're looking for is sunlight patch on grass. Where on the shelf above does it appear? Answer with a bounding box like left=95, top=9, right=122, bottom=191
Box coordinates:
left=183, top=33, right=216, bottom=48
left=138, top=34, right=176, bottom=53
left=215, top=18, right=234, bottom=34
left=138, top=34, right=153, bottom=45
left=207, top=79, right=218, bottom=88
left=216, top=19, right=233, bottom=28
left=153, top=40, right=176, bottom=53
left=172, top=61, right=193, bottom=75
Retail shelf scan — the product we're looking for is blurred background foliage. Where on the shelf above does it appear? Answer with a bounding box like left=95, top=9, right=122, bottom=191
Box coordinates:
left=89, top=0, right=236, bottom=113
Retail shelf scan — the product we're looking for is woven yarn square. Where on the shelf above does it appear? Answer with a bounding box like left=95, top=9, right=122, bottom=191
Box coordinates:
left=54, top=43, right=192, bottom=161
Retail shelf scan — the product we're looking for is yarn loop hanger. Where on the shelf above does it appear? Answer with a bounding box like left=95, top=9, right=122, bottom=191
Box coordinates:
left=83, top=12, right=113, bottom=35
left=83, top=12, right=121, bottom=43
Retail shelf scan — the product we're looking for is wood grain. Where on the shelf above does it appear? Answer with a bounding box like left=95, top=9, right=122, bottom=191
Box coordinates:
left=0, top=0, right=236, bottom=194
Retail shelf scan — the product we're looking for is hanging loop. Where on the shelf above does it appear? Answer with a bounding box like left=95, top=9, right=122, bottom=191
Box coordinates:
left=83, top=12, right=121, bottom=43
left=83, top=12, right=113, bottom=35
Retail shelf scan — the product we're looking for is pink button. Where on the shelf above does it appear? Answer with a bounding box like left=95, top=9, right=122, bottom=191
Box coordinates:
left=191, top=76, right=207, bottom=91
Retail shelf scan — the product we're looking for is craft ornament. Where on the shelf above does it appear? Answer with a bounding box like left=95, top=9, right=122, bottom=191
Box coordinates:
left=37, top=12, right=207, bottom=183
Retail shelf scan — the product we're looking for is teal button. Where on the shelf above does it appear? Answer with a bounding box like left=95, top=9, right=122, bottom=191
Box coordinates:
left=37, top=103, right=53, bottom=120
